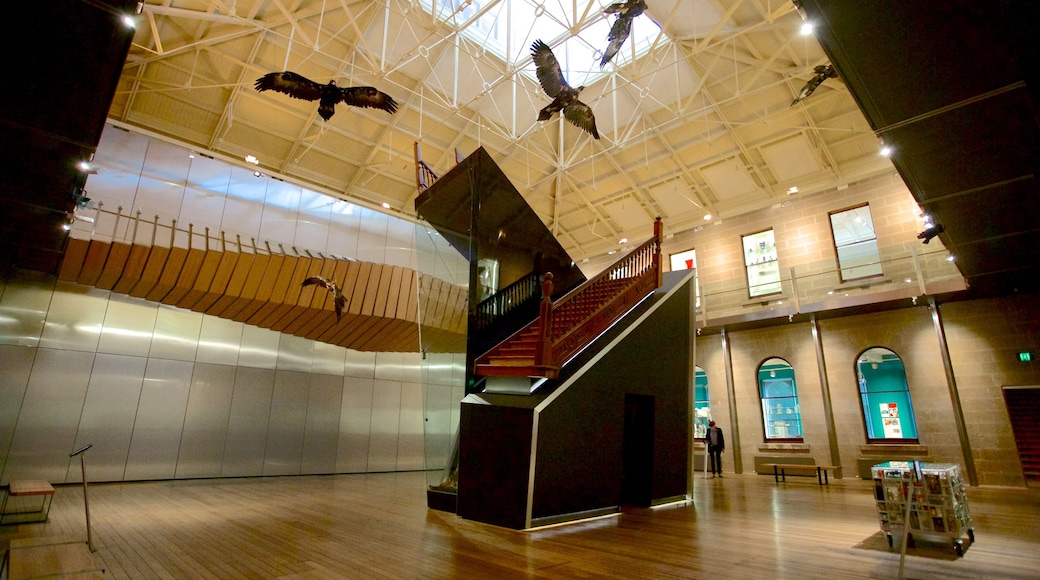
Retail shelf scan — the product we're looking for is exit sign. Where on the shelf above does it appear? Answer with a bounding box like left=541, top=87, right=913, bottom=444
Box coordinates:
left=1019, top=351, right=1033, bottom=362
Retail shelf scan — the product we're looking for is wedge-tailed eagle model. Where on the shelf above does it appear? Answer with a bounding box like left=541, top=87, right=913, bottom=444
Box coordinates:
left=255, top=71, right=398, bottom=121
left=790, top=64, right=839, bottom=107
left=531, top=40, right=600, bottom=139
left=600, top=0, right=647, bottom=68
left=302, top=275, right=346, bottom=320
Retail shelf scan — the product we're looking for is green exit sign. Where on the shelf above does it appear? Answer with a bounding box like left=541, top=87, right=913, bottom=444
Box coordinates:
left=1019, top=351, right=1033, bottom=362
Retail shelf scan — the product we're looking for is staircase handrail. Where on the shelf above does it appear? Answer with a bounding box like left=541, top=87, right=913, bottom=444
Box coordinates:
left=473, top=270, right=541, bottom=331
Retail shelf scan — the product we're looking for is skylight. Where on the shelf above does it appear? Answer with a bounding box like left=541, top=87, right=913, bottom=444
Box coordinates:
left=420, top=0, right=662, bottom=86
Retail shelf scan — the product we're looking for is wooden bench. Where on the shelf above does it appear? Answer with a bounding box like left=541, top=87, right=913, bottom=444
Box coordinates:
left=1, top=480, right=56, bottom=525
left=2, top=535, right=103, bottom=579
left=761, top=463, right=842, bottom=485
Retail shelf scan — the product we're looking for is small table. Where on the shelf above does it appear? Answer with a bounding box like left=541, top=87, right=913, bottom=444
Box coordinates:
left=1, top=480, right=56, bottom=525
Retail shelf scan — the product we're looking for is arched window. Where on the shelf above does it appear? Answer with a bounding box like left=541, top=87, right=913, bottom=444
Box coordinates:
left=694, top=366, right=710, bottom=439
left=857, top=347, right=919, bottom=442
left=758, top=358, right=803, bottom=441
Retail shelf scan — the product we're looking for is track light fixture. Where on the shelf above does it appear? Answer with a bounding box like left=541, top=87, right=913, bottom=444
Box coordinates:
left=917, top=223, right=944, bottom=244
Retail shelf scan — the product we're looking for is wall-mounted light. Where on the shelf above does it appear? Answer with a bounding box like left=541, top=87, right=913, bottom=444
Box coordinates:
left=946, top=254, right=956, bottom=262
left=917, top=223, right=944, bottom=244
left=879, top=144, right=893, bottom=157
left=800, top=22, right=814, bottom=35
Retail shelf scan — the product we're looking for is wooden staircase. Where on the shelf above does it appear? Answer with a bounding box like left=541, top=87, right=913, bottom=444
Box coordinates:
left=474, top=218, right=663, bottom=380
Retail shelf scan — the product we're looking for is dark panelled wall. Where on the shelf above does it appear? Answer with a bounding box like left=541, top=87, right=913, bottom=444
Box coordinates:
left=531, top=274, right=692, bottom=522
left=456, top=404, right=535, bottom=529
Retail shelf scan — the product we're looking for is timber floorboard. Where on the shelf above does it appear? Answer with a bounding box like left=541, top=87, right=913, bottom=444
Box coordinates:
left=1, top=471, right=1037, bottom=579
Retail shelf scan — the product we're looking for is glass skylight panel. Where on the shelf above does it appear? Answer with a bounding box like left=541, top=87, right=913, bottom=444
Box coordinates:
left=419, top=0, right=663, bottom=85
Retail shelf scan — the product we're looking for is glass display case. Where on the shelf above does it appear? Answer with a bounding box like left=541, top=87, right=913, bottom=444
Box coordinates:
left=742, top=229, right=781, bottom=297
left=872, top=461, right=974, bottom=556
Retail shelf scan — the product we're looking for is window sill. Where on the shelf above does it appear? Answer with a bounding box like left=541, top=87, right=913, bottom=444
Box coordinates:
left=758, top=443, right=810, bottom=453
left=859, top=444, right=927, bottom=455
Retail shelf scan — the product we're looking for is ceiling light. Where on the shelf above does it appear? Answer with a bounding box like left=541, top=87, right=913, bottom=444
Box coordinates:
left=619, top=238, right=627, bottom=244
left=703, top=213, right=712, bottom=221
left=879, top=145, right=893, bottom=157
left=253, top=171, right=263, bottom=177
left=245, top=155, right=259, bottom=165
left=946, top=254, right=956, bottom=262
left=382, top=202, right=391, bottom=209
left=800, top=22, right=814, bottom=35
left=787, top=186, right=798, bottom=194
left=608, top=250, right=616, bottom=255
left=122, top=14, right=136, bottom=28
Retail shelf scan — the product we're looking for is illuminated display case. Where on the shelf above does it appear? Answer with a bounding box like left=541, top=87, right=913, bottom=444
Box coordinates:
left=872, top=461, right=974, bottom=556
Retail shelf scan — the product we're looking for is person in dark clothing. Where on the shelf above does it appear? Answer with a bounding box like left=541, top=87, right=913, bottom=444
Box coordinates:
left=706, top=420, right=725, bottom=478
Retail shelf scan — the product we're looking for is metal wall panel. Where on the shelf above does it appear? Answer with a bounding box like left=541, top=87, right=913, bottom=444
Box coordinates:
left=68, top=353, right=146, bottom=483
left=132, top=140, right=193, bottom=225
left=219, top=167, right=267, bottom=240
left=367, top=379, right=402, bottom=472
left=3, top=349, right=94, bottom=482
left=263, top=370, right=309, bottom=476
left=238, top=324, right=279, bottom=369
left=397, top=381, right=425, bottom=471
left=97, top=293, right=158, bottom=357
left=149, top=304, right=202, bottom=361
left=39, top=282, right=107, bottom=353
left=356, top=207, right=390, bottom=264
left=276, top=333, right=313, bottom=373
left=311, top=341, right=346, bottom=377
left=300, top=374, right=343, bottom=474
left=384, top=215, right=417, bottom=269
left=195, top=315, right=243, bottom=366
left=221, top=367, right=275, bottom=477
left=327, top=201, right=362, bottom=259
left=176, top=362, right=235, bottom=479
left=295, top=189, right=332, bottom=252
left=0, top=345, right=35, bottom=484
left=374, top=351, right=405, bottom=382
left=179, top=155, right=230, bottom=229
left=344, top=349, right=376, bottom=379
left=337, top=377, right=374, bottom=473
left=258, top=180, right=302, bottom=246
left=422, top=382, right=457, bottom=479
left=123, top=358, right=193, bottom=481
left=0, top=270, right=53, bottom=347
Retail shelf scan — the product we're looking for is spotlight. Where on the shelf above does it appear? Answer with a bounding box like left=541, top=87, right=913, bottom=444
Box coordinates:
left=917, top=223, right=944, bottom=244
left=879, top=145, right=893, bottom=157
left=800, top=22, right=814, bottom=35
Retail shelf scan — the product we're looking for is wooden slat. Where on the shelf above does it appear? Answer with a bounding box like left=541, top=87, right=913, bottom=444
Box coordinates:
left=267, top=256, right=322, bottom=332
left=57, top=238, right=89, bottom=281
left=145, top=246, right=188, bottom=301
left=218, top=250, right=266, bottom=320
left=205, top=249, right=256, bottom=317
left=112, top=244, right=152, bottom=294
left=255, top=255, right=313, bottom=329
left=162, top=247, right=207, bottom=305
left=95, top=241, right=132, bottom=290
left=175, top=248, right=224, bottom=310
left=232, top=251, right=285, bottom=323
left=76, top=240, right=112, bottom=286
left=191, top=246, right=240, bottom=313
left=128, top=245, right=169, bottom=298
left=246, top=253, right=301, bottom=327
left=282, top=257, right=338, bottom=335
left=307, top=261, right=360, bottom=342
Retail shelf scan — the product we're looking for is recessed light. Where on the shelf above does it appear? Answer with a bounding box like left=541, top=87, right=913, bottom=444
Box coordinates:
left=879, top=145, right=893, bottom=157
left=703, top=213, right=712, bottom=221
left=787, top=186, right=798, bottom=194
left=800, top=22, right=814, bottom=35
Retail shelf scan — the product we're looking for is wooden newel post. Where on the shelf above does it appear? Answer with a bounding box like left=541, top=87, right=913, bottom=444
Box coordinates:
left=535, top=272, right=554, bottom=367
left=653, top=216, right=663, bottom=288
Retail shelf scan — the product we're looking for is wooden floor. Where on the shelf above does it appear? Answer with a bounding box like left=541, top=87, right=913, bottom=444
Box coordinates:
left=2, top=471, right=1038, bottom=579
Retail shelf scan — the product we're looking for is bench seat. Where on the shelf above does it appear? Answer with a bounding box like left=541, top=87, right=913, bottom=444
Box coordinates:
left=760, top=463, right=842, bottom=485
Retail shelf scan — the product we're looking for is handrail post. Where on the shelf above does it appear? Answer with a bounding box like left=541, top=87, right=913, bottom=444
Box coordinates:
left=653, top=216, right=663, bottom=288
left=535, top=272, right=554, bottom=367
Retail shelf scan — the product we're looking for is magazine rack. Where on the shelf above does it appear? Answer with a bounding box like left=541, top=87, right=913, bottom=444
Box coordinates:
left=871, top=461, right=974, bottom=556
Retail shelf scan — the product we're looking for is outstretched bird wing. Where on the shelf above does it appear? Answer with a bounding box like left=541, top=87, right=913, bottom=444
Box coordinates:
left=531, top=40, right=571, bottom=99
left=254, top=71, right=325, bottom=101
left=339, top=86, right=399, bottom=115
left=302, top=276, right=346, bottom=320
left=790, top=64, right=838, bottom=106
left=600, top=0, right=646, bottom=67
left=563, top=103, right=600, bottom=140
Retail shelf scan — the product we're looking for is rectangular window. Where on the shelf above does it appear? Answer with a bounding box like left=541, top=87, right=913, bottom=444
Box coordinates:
left=829, top=204, right=883, bottom=282
left=742, top=229, right=781, bottom=298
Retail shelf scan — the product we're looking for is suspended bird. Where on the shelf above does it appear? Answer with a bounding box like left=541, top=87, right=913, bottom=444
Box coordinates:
left=302, top=275, right=346, bottom=320
left=254, top=71, right=398, bottom=121
left=600, top=0, right=647, bottom=68
left=790, top=64, right=839, bottom=107
left=530, top=40, right=600, bottom=139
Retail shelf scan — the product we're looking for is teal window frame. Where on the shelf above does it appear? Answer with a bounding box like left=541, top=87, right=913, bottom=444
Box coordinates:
left=857, top=347, right=919, bottom=442
left=758, top=358, right=803, bottom=441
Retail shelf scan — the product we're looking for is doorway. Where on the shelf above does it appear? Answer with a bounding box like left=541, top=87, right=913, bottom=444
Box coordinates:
left=621, top=394, right=655, bottom=506
left=1003, top=386, right=1040, bottom=487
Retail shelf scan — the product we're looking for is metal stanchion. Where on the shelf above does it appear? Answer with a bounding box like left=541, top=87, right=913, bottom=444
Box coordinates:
left=69, top=444, right=95, bottom=552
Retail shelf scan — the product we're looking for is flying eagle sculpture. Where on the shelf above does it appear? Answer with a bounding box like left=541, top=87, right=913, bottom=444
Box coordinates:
left=790, top=64, right=839, bottom=107
left=600, top=0, right=647, bottom=68
left=255, top=71, right=398, bottom=121
left=302, top=275, right=347, bottom=320
left=531, top=40, right=600, bottom=139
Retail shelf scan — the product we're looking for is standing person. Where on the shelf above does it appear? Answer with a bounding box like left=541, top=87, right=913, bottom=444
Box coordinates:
left=706, top=420, right=725, bottom=478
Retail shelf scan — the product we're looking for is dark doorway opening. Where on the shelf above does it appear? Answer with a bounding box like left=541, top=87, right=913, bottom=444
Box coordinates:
left=621, top=394, right=655, bottom=506
left=1003, top=386, right=1040, bottom=487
